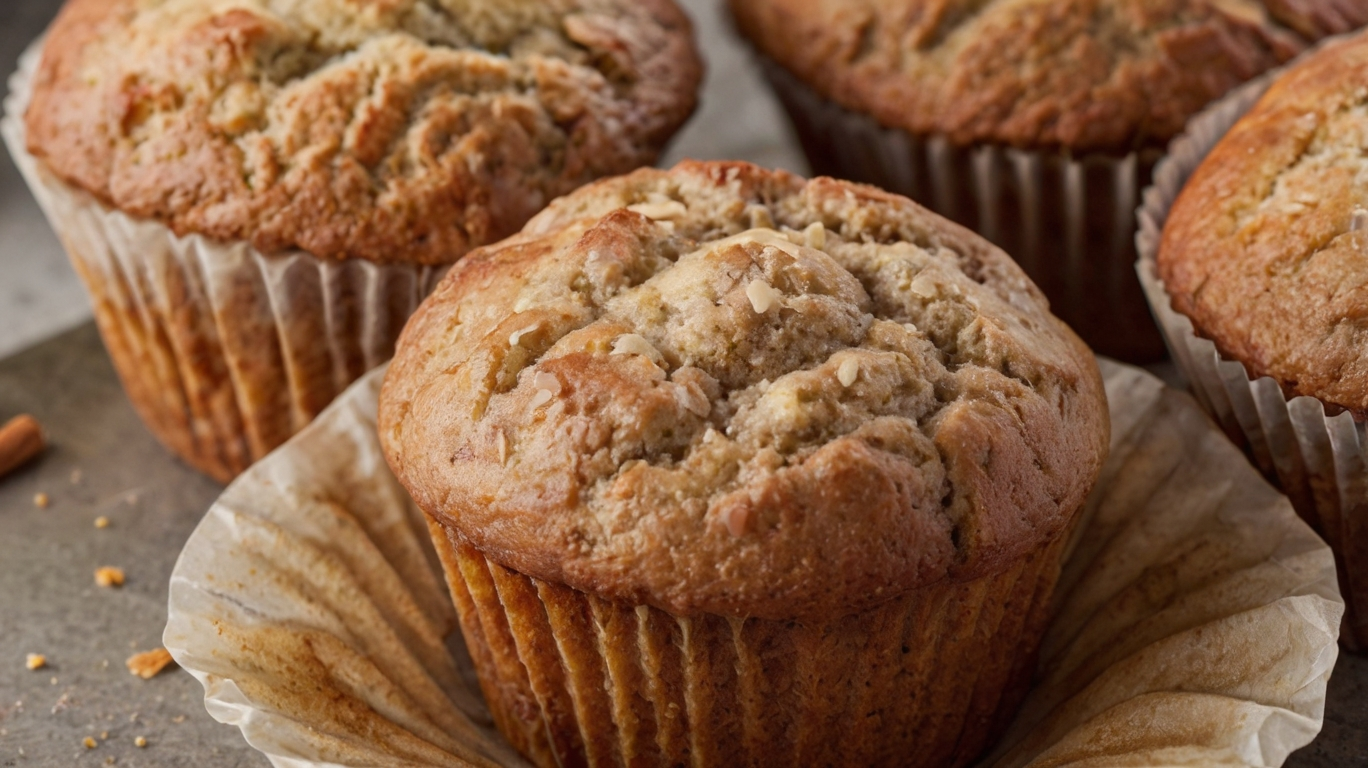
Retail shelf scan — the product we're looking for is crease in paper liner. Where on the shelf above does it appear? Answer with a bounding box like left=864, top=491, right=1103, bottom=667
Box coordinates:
left=1132, top=34, right=1368, bottom=648
left=165, top=360, right=1343, bottom=767
left=1, top=39, right=444, bottom=481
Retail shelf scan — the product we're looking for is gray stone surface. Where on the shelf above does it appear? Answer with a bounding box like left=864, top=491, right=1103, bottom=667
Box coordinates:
left=0, top=324, right=266, bottom=767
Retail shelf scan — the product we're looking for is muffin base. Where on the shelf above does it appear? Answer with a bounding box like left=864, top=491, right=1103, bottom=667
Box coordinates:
left=1136, top=65, right=1368, bottom=650
left=429, top=521, right=1072, bottom=768
left=2, top=42, right=444, bottom=482
left=758, top=58, right=1164, bottom=363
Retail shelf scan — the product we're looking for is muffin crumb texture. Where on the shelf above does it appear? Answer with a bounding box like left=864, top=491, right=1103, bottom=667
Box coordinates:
left=382, top=161, right=1107, bottom=621
left=25, top=0, right=701, bottom=264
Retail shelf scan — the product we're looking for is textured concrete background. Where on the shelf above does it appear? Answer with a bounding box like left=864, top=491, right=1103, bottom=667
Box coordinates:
left=0, top=0, right=1363, bottom=766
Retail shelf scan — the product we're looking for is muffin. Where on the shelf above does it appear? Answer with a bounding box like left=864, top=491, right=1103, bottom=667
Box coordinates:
left=729, top=0, right=1368, bottom=362
left=3, top=0, right=701, bottom=482
left=1148, top=31, right=1368, bottom=646
left=380, top=160, right=1109, bottom=767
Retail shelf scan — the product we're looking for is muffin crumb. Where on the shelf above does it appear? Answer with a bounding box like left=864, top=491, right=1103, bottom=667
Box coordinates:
left=33, top=492, right=49, bottom=509
left=94, top=516, right=110, bottom=529
left=25, top=653, right=45, bottom=671
left=83, top=737, right=96, bottom=749
left=94, top=567, right=125, bottom=588
left=126, top=648, right=174, bottom=679
left=134, top=736, right=147, bottom=748
left=746, top=279, right=783, bottom=314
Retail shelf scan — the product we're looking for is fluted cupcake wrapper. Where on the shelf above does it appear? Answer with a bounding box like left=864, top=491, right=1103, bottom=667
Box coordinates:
left=756, top=58, right=1164, bottom=363
left=430, top=525, right=1070, bottom=768
left=1134, top=59, right=1368, bottom=650
left=2, top=40, right=444, bottom=482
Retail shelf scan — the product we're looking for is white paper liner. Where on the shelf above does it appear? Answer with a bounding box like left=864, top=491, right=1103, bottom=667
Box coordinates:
left=1, top=40, right=445, bottom=483
left=166, top=360, right=1343, bottom=767
left=758, top=58, right=1164, bottom=362
left=1134, top=58, right=1368, bottom=650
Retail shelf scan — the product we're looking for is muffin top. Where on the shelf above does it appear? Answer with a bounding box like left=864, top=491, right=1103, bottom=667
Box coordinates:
left=380, top=161, right=1107, bottom=621
left=24, top=0, right=701, bottom=265
left=1158, top=32, right=1368, bottom=417
left=730, top=0, right=1367, bottom=154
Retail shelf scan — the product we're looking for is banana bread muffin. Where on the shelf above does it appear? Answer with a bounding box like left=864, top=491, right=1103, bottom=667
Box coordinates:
left=731, top=0, right=1368, bottom=361
left=380, top=160, right=1109, bottom=767
left=9, top=0, right=701, bottom=481
left=1154, top=30, right=1368, bottom=645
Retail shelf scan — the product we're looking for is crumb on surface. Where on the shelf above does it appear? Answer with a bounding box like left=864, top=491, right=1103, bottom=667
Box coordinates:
left=25, top=653, right=45, bottom=671
left=171, top=715, right=186, bottom=724
left=33, top=492, right=49, bottom=508
left=94, top=567, right=125, bottom=588
left=134, top=736, right=147, bottom=748
left=125, top=648, right=174, bottom=680
left=94, top=516, right=110, bottom=529
left=83, top=736, right=96, bottom=749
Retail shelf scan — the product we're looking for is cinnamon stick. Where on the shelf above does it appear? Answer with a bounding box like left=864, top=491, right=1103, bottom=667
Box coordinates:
left=0, top=414, right=45, bottom=479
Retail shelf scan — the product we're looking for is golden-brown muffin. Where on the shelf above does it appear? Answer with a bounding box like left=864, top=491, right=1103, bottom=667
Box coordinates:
left=27, top=0, right=701, bottom=264
left=731, top=0, right=1363, bottom=155
left=1158, top=30, right=1368, bottom=418
left=381, top=160, right=1109, bottom=767
left=13, top=0, right=701, bottom=481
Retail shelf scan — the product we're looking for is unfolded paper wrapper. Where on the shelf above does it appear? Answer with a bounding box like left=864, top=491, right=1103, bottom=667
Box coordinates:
left=165, top=360, right=1343, bottom=767
left=1133, top=40, right=1368, bottom=649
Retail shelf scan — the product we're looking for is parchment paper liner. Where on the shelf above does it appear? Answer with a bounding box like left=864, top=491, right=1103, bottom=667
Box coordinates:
left=757, top=58, right=1164, bottom=362
left=1, top=40, right=444, bottom=483
left=1134, top=62, right=1368, bottom=650
left=165, top=360, right=1344, bottom=767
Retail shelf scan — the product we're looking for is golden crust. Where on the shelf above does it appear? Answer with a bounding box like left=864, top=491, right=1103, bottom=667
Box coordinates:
left=25, top=0, right=702, bottom=265
left=1158, top=31, right=1368, bottom=417
left=730, top=0, right=1367, bottom=154
left=380, top=161, right=1108, bottom=622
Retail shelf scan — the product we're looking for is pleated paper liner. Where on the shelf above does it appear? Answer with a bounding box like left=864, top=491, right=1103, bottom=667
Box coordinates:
left=756, top=58, right=1165, bottom=363
left=166, top=361, right=1343, bottom=767
left=432, top=525, right=1066, bottom=768
left=1134, top=59, right=1368, bottom=651
left=1, top=40, right=444, bottom=483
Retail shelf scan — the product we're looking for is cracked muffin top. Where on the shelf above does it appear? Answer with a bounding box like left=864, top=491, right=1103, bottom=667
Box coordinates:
left=1158, top=31, right=1368, bottom=417
left=380, top=161, right=1108, bottom=621
left=23, top=0, right=701, bottom=264
left=730, top=0, right=1368, bottom=154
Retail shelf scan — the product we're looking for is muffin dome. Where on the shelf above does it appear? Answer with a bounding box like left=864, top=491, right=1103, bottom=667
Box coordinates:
left=730, top=0, right=1368, bottom=154
left=381, top=161, right=1108, bottom=621
left=24, top=0, right=701, bottom=264
left=1158, top=31, right=1368, bottom=417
